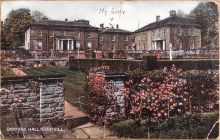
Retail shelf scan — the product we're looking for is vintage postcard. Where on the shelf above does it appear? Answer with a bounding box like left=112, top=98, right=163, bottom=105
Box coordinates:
left=0, top=0, right=219, bottom=139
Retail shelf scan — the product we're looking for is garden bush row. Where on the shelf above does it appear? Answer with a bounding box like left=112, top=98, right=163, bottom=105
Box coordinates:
left=69, top=57, right=219, bottom=72
left=86, top=65, right=219, bottom=126
left=110, top=111, right=219, bottom=139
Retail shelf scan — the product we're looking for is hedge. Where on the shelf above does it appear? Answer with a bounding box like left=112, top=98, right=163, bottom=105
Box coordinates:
left=69, top=57, right=219, bottom=72
left=157, top=59, right=219, bottom=70
left=110, top=111, right=219, bottom=139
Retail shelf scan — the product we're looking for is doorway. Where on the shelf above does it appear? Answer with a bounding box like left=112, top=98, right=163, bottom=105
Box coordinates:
left=63, top=40, right=68, bottom=51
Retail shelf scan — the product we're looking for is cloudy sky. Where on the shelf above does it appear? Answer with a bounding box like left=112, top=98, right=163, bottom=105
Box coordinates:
left=1, top=1, right=200, bottom=31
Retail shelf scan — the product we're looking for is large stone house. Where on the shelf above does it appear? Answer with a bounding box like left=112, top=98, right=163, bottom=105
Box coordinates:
left=134, top=10, right=201, bottom=52
left=24, top=18, right=99, bottom=58
left=98, top=24, right=132, bottom=58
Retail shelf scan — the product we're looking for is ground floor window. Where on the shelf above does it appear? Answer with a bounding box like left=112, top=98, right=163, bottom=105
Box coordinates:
left=32, top=40, right=43, bottom=50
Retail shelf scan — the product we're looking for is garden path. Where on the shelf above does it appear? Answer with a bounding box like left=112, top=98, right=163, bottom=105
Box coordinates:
left=12, top=68, right=27, bottom=76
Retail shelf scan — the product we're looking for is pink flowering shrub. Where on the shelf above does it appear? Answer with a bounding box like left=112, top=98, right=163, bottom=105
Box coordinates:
left=124, top=65, right=219, bottom=119
left=86, top=65, right=219, bottom=125
left=86, top=66, right=124, bottom=125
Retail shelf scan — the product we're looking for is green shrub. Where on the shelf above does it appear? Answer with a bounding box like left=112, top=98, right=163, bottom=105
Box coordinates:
left=110, top=119, right=147, bottom=138
left=110, top=112, right=219, bottom=139
left=1, top=68, right=15, bottom=77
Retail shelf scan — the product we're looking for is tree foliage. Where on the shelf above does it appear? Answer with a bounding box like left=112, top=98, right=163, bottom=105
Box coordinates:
left=2, top=8, right=34, bottom=49
left=177, top=2, right=218, bottom=49
left=1, top=8, right=48, bottom=49
left=189, top=2, right=219, bottom=48
left=31, top=10, right=48, bottom=22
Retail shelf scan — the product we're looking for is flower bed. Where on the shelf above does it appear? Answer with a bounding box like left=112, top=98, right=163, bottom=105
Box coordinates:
left=86, top=65, right=219, bottom=126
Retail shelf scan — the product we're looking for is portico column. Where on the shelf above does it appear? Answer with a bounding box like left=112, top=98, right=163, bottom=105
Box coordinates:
left=163, top=40, right=165, bottom=50
left=154, top=41, right=157, bottom=50
left=67, top=40, right=70, bottom=50
left=61, top=40, right=63, bottom=50
left=71, top=40, right=73, bottom=50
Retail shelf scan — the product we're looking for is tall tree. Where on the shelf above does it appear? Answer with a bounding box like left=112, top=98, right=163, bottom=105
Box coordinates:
left=31, top=10, right=49, bottom=22
left=176, top=10, right=189, bottom=18
left=3, top=8, right=34, bottom=49
left=189, top=2, right=219, bottom=48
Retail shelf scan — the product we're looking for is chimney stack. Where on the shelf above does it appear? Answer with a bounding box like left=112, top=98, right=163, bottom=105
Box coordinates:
left=170, top=10, right=176, bottom=17
left=65, top=18, right=68, bottom=21
left=42, top=17, right=48, bottom=20
left=116, top=24, right=119, bottom=29
left=156, top=15, right=160, bottom=22
left=100, top=23, right=104, bottom=28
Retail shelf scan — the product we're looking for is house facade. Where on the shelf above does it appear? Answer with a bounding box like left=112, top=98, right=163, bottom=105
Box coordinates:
left=25, top=18, right=99, bottom=58
left=24, top=10, right=202, bottom=59
left=98, top=24, right=132, bottom=58
left=134, top=10, right=201, bottom=52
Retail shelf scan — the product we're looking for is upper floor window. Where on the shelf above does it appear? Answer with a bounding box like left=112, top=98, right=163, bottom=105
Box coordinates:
left=88, top=33, right=92, bottom=38
left=49, top=30, right=54, bottom=37
left=61, top=31, right=66, bottom=36
left=100, top=36, right=104, bottom=41
left=38, top=29, right=42, bottom=36
left=177, top=27, right=182, bottom=36
left=77, top=32, right=81, bottom=38
left=124, top=36, right=128, bottom=41
left=87, top=42, right=92, bottom=49
left=112, top=35, right=116, bottom=41
left=191, top=29, right=194, bottom=36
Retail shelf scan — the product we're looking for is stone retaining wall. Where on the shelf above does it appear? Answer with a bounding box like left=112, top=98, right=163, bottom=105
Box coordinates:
left=0, top=75, right=65, bottom=121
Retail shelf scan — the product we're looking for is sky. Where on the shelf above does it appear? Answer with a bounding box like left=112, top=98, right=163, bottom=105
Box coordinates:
left=1, top=0, right=200, bottom=31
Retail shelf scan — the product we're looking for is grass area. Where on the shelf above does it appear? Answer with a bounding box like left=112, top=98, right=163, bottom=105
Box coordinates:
left=1, top=68, right=16, bottom=77
left=22, top=67, right=87, bottom=104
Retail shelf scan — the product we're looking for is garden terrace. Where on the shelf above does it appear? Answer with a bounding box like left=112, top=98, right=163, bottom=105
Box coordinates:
left=21, top=67, right=87, bottom=108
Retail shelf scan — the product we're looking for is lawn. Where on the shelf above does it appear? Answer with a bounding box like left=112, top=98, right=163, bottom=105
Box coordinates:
left=1, top=68, right=16, bottom=77
left=22, top=67, right=87, bottom=105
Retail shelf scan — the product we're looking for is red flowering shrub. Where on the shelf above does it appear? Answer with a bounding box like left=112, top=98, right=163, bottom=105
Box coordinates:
left=86, top=66, right=124, bottom=125
left=124, top=65, right=219, bottom=119
left=86, top=65, right=219, bottom=125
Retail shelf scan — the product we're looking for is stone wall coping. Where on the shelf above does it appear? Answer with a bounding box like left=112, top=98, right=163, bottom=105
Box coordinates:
left=69, top=57, right=142, bottom=62
left=1, top=75, right=65, bottom=84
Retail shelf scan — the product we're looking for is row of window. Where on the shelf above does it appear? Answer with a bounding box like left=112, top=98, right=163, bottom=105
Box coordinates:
left=32, top=40, right=93, bottom=50
left=36, top=30, right=129, bottom=41
left=100, top=35, right=129, bottom=42
left=36, top=30, right=91, bottom=38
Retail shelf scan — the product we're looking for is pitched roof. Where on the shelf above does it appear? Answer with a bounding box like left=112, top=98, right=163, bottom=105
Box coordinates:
left=135, top=16, right=201, bottom=33
left=99, top=28, right=131, bottom=34
left=26, top=19, right=99, bottom=31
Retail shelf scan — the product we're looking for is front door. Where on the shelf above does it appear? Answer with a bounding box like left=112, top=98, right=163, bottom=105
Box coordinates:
left=63, top=40, right=68, bottom=51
